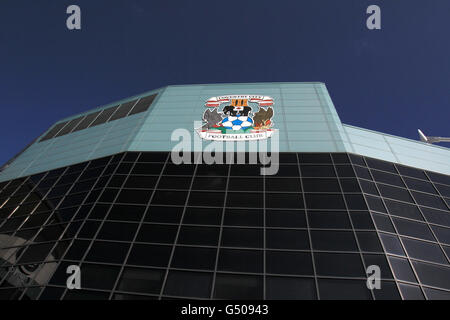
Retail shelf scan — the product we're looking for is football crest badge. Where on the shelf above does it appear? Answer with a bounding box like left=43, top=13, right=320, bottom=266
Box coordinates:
left=196, top=95, right=277, bottom=141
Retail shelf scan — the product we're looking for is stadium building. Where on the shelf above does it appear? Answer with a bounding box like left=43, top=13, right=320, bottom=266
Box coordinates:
left=0, top=82, right=449, bottom=300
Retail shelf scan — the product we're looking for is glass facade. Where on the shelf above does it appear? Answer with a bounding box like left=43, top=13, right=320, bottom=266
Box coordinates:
left=0, top=152, right=449, bottom=300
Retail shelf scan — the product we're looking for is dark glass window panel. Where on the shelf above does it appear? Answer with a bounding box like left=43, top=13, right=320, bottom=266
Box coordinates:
left=305, top=194, right=345, bottom=209
left=136, top=224, right=177, bottom=244
left=37, top=177, right=58, bottom=189
left=266, top=178, right=302, bottom=192
left=144, top=206, right=183, bottom=224
left=178, top=226, right=220, bottom=246
left=21, top=213, right=51, bottom=229
left=340, top=178, right=360, bottom=192
left=350, top=211, right=375, bottom=230
left=388, top=256, right=417, bottom=283
left=318, top=279, right=372, bottom=300
left=379, top=233, right=405, bottom=256
left=89, top=106, right=117, bottom=126
left=113, top=293, right=157, bottom=300
left=421, top=207, right=450, bottom=227
left=64, top=221, right=81, bottom=238
left=354, top=166, right=372, bottom=180
left=172, top=246, right=217, bottom=270
left=218, top=249, right=263, bottom=273
left=398, top=284, right=424, bottom=300
left=363, top=254, right=394, bottom=279
left=228, top=178, right=263, bottom=191
left=423, top=287, right=450, bottom=300
left=308, top=211, right=351, bottom=229
left=138, top=152, right=168, bottom=163
left=365, top=158, right=396, bottom=173
left=79, top=168, right=104, bottom=181
left=396, top=165, right=427, bottom=180
left=377, top=184, right=413, bottom=202
left=266, top=251, right=313, bottom=275
left=299, top=153, right=332, bottom=164
left=97, top=222, right=138, bottom=241
left=55, top=116, right=85, bottom=137
left=124, top=175, right=158, bottom=189
left=122, top=152, right=140, bottom=162
left=163, top=164, right=195, bottom=176
left=384, top=200, right=423, bottom=221
left=70, top=179, right=97, bottom=193
left=221, top=227, right=263, bottom=248
left=223, top=208, right=263, bottom=227
left=431, top=225, right=450, bottom=246
left=192, top=176, right=227, bottom=190
left=98, top=188, right=118, bottom=203
left=196, top=164, right=229, bottom=176
left=392, top=218, right=434, bottom=241
left=315, top=253, right=365, bottom=277
left=213, top=274, right=263, bottom=299
left=157, top=176, right=191, bottom=190
left=412, top=191, right=448, bottom=210
left=151, top=190, right=187, bottom=205
left=356, top=232, right=383, bottom=252
left=300, top=165, right=336, bottom=177
left=107, top=175, right=127, bottom=188
left=302, top=178, right=340, bottom=192
left=55, top=173, right=79, bottom=186
left=371, top=169, right=404, bottom=187
left=435, top=183, right=450, bottom=198
left=164, top=271, right=212, bottom=298
left=117, top=267, right=164, bottom=294
left=266, top=276, right=317, bottom=300
left=88, top=204, right=110, bottom=220
left=404, top=177, right=437, bottom=195
left=226, top=192, right=263, bottom=208
left=278, top=153, right=298, bottom=163
left=230, top=165, right=264, bottom=177
left=116, top=189, right=152, bottom=205
left=402, top=237, right=447, bottom=264
left=109, top=100, right=137, bottom=121
left=345, top=194, right=368, bottom=210
left=64, top=239, right=91, bottom=260
left=188, top=191, right=225, bottom=207
left=77, top=221, right=101, bottom=239
left=127, top=244, right=171, bottom=267
left=271, top=165, right=300, bottom=177
left=66, top=162, right=89, bottom=175
left=332, top=153, right=350, bottom=164
left=40, top=121, right=69, bottom=141
left=412, top=261, right=450, bottom=290
left=85, top=241, right=130, bottom=263
left=365, top=195, right=387, bottom=213
left=38, top=286, right=65, bottom=300
left=427, top=172, right=450, bottom=186
left=73, top=111, right=102, bottom=131
left=372, top=213, right=395, bottom=233
left=129, top=94, right=157, bottom=115
left=93, top=177, right=109, bottom=190
left=266, top=209, right=306, bottom=228
left=107, top=204, right=145, bottom=222
left=335, top=165, right=356, bottom=178
left=17, top=242, right=54, bottom=264
left=131, top=163, right=164, bottom=175
left=311, top=230, right=358, bottom=251
left=373, top=281, right=401, bottom=300
left=35, top=224, right=68, bottom=242
left=266, top=193, right=304, bottom=209
left=115, top=163, right=133, bottom=175
left=183, top=207, right=222, bottom=225
left=266, top=229, right=309, bottom=250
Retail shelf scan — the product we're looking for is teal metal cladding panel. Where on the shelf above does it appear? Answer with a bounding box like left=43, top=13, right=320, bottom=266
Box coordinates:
left=0, top=82, right=449, bottom=182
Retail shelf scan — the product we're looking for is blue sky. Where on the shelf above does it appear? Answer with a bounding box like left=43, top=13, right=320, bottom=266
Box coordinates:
left=0, top=0, right=449, bottom=164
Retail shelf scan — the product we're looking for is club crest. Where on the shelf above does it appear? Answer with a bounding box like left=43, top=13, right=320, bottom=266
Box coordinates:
left=196, top=95, right=277, bottom=141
